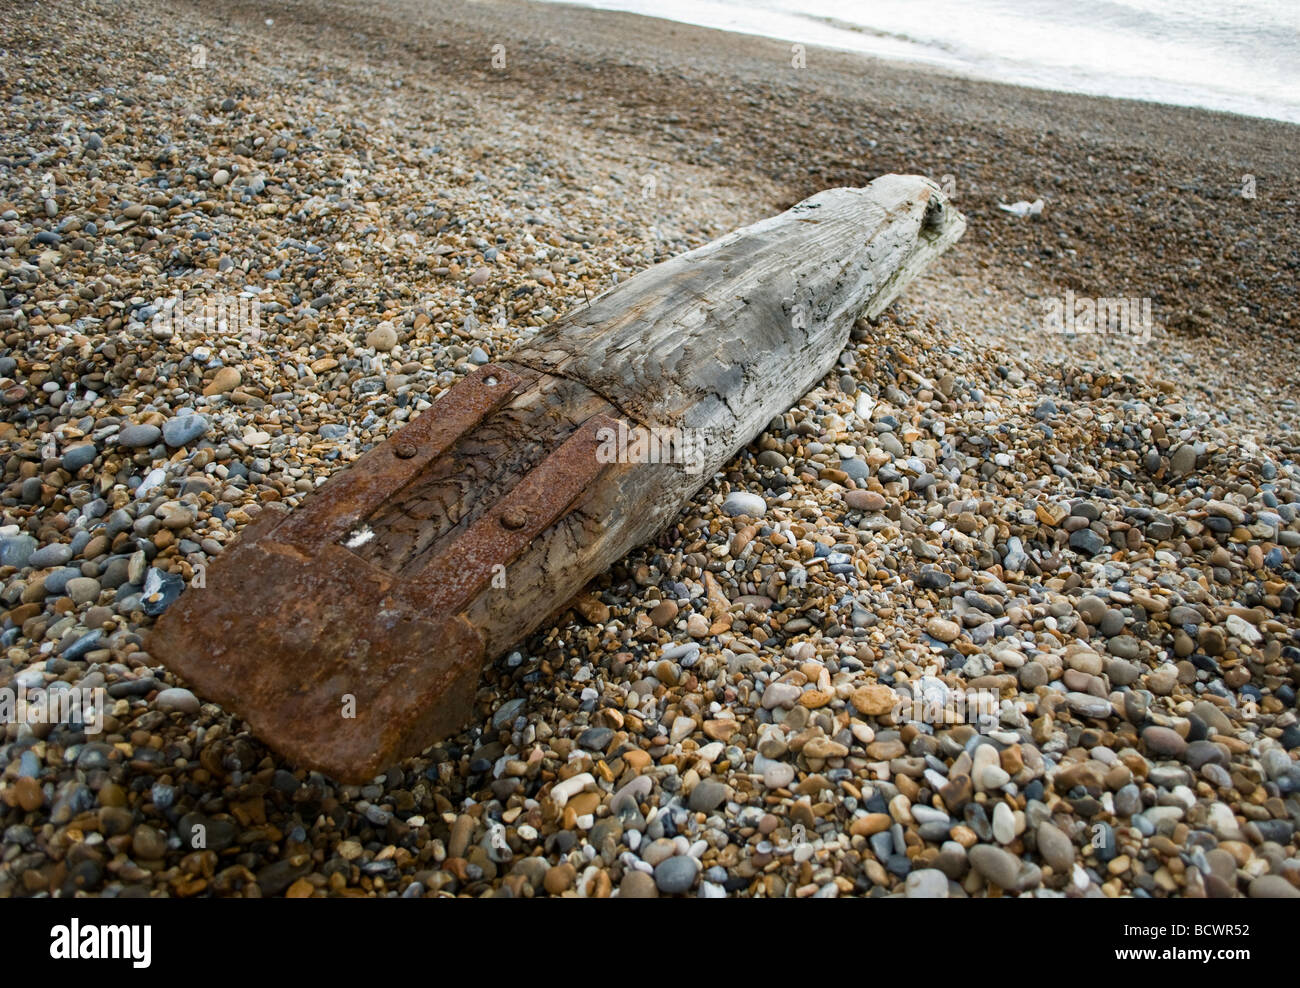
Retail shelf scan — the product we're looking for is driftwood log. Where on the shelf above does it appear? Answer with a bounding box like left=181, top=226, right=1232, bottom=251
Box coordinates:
left=148, top=174, right=966, bottom=782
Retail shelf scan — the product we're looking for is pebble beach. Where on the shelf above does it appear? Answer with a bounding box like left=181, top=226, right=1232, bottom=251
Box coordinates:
left=1, top=0, right=1298, bottom=899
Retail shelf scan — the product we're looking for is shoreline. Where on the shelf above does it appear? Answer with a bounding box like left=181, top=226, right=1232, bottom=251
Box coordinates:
left=533, top=0, right=1300, bottom=126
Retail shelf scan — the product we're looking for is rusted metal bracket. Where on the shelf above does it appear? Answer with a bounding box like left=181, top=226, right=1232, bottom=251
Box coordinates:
left=267, top=363, right=525, bottom=552
left=149, top=365, right=617, bottom=781
left=399, top=413, right=617, bottom=614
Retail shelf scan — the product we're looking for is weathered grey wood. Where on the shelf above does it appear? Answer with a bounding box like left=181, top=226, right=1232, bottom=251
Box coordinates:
left=148, top=174, right=965, bottom=781
left=514, top=175, right=963, bottom=442
left=469, top=175, right=966, bottom=655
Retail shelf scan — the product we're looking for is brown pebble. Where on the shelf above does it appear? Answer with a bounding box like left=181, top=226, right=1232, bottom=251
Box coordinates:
left=202, top=366, right=241, bottom=396
left=852, top=684, right=896, bottom=715
left=15, top=776, right=43, bottom=812
left=850, top=813, right=891, bottom=837
left=650, top=599, right=679, bottom=627
left=544, top=863, right=576, bottom=894
left=619, top=869, right=658, bottom=898
left=131, top=825, right=167, bottom=859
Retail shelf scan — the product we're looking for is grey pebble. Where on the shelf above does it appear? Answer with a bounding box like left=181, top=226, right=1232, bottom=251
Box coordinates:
left=969, top=844, right=1021, bottom=890
left=0, top=535, right=37, bottom=568
left=653, top=855, right=699, bottom=894
left=119, top=424, right=162, bottom=448
left=688, top=780, right=728, bottom=813
left=1036, top=822, right=1075, bottom=872
left=156, top=687, right=201, bottom=714
left=62, top=444, right=98, bottom=472
left=29, top=543, right=74, bottom=568
left=904, top=868, right=949, bottom=898
left=162, top=414, right=211, bottom=447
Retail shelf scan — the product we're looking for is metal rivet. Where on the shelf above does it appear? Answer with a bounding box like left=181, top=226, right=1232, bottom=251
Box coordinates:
left=500, top=507, right=527, bottom=530
left=394, top=442, right=417, bottom=459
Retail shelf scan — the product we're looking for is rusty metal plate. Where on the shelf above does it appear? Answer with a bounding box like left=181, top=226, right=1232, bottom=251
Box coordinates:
left=149, top=536, right=485, bottom=781
left=147, top=367, right=618, bottom=783
left=400, top=413, right=617, bottom=614
left=271, top=363, right=523, bottom=553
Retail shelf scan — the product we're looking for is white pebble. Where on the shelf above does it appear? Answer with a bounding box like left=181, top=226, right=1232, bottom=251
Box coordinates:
left=992, top=802, right=1015, bottom=844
